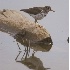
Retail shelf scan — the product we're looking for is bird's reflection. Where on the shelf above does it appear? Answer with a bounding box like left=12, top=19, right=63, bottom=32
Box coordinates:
left=15, top=46, right=50, bottom=70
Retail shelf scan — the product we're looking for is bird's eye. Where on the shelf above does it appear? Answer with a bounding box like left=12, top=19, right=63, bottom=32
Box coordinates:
left=45, top=6, right=51, bottom=10
left=48, top=7, right=51, bottom=10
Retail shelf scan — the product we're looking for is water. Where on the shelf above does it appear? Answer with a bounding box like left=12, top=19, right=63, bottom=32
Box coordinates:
left=0, top=30, right=69, bottom=70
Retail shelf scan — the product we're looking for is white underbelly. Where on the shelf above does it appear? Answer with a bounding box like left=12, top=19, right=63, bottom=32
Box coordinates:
left=30, top=13, right=47, bottom=20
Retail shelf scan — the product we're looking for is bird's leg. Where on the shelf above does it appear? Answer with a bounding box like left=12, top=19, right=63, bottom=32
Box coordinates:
left=21, top=47, right=27, bottom=60
left=17, top=42, right=21, bottom=51
left=15, top=51, right=22, bottom=61
left=35, top=19, right=37, bottom=23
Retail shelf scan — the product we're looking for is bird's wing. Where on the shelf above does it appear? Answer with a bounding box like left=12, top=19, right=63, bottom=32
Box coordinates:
left=20, top=7, right=43, bottom=15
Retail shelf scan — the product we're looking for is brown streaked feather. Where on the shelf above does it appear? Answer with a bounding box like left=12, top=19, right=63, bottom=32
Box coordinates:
left=20, top=7, right=43, bottom=15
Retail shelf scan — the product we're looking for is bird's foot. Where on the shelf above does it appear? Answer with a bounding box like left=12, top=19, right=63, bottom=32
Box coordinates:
left=35, top=19, right=38, bottom=23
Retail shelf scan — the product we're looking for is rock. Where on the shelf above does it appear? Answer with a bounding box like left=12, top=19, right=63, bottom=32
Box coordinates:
left=0, top=9, right=52, bottom=44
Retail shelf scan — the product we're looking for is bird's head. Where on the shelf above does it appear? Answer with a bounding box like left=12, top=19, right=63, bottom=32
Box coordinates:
left=45, top=6, right=55, bottom=12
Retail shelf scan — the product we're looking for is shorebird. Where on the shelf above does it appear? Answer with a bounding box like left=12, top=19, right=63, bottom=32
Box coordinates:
left=20, top=6, right=55, bottom=23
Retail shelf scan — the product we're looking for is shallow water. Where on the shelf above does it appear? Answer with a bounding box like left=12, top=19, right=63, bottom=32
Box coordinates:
left=0, top=30, right=69, bottom=70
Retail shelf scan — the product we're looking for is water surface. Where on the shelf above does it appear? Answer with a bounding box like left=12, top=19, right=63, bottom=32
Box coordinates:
left=0, top=30, right=69, bottom=70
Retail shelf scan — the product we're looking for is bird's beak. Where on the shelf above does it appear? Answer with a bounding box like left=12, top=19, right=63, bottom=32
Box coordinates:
left=50, top=9, right=55, bottom=12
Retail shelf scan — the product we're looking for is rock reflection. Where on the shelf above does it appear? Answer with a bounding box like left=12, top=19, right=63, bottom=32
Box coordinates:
left=14, top=33, right=52, bottom=52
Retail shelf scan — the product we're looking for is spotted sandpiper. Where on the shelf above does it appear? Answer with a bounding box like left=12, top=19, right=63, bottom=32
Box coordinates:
left=20, top=6, right=55, bottom=23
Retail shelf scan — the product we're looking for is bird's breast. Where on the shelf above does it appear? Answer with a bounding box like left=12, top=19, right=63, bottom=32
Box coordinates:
left=30, top=13, right=47, bottom=20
